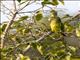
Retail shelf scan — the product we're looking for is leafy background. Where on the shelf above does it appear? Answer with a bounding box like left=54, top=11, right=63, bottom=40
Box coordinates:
left=0, top=0, right=80, bottom=60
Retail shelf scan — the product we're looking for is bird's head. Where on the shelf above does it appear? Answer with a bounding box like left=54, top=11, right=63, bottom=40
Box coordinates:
left=50, top=10, right=57, bottom=17
left=48, top=10, right=57, bottom=22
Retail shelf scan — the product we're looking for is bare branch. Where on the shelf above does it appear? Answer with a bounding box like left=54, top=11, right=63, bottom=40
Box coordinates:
left=13, top=0, right=17, bottom=11
left=65, top=14, right=80, bottom=23
left=1, top=12, right=18, bottom=49
left=18, top=6, right=43, bottom=15
left=1, top=2, right=14, bottom=14
left=18, top=0, right=34, bottom=11
left=36, top=32, right=52, bottom=42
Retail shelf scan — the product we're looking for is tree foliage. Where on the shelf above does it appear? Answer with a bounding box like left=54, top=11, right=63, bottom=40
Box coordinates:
left=1, top=0, right=80, bottom=60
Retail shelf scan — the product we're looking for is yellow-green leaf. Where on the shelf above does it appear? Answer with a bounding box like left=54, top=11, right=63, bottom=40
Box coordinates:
left=17, top=0, right=21, bottom=2
left=52, top=0, right=59, bottom=5
left=65, top=52, right=71, bottom=60
left=19, top=16, right=28, bottom=21
left=64, top=23, right=74, bottom=32
left=37, top=45, right=43, bottom=55
left=68, top=46, right=76, bottom=52
left=22, top=29, right=29, bottom=35
left=59, top=0, right=64, bottom=5
left=19, top=54, right=25, bottom=60
left=1, top=23, right=7, bottom=31
left=76, top=28, right=80, bottom=37
left=25, top=56, right=30, bottom=60
left=35, top=11, right=43, bottom=21
left=19, top=54, right=31, bottom=60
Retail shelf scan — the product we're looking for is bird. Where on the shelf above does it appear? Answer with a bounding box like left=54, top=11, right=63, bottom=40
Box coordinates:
left=49, top=10, right=65, bottom=36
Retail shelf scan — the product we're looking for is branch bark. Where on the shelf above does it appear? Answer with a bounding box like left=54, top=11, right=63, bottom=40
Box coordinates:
left=1, top=12, right=18, bottom=49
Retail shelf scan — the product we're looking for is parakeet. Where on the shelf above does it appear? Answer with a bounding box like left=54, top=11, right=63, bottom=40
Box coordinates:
left=49, top=10, right=65, bottom=35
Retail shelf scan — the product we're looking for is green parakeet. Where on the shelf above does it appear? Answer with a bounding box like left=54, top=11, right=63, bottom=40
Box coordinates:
left=49, top=10, right=65, bottom=36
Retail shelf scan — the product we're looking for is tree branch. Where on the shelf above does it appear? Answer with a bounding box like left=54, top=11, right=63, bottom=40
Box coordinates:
left=13, top=0, right=17, bottom=11
left=1, top=2, right=14, bottom=14
left=18, top=0, right=34, bottom=11
left=1, top=12, right=18, bottom=49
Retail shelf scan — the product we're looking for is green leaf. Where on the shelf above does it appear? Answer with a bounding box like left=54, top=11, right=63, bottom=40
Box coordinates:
left=12, top=16, right=28, bottom=28
left=15, top=36, right=21, bottom=43
left=17, top=0, right=21, bottom=2
left=19, top=1, right=27, bottom=5
left=19, top=16, right=28, bottom=21
left=31, top=43, right=37, bottom=49
left=64, top=22, right=74, bottom=32
left=52, top=0, right=59, bottom=5
left=65, top=52, right=71, bottom=60
left=59, top=0, right=64, bottom=5
left=41, top=2, right=46, bottom=7
left=42, top=0, right=59, bottom=6
left=62, top=14, right=72, bottom=19
left=0, top=27, right=2, bottom=34
left=1, top=23, right=7, bottom=31
left=22, top=29, right=29, bottom=35
left=25, top=56, right=30, bottom=60
left=68, top=46, right=76, bottom=52
left=77, top=22, right=80, bottom=28
left=37, top=45, right=43, bottom=55
left=76, top=28, right=80, bottom=37
left=19, top=54, right=25, bottom=60
left=44, top=0, right=49, bottom=1
left=35, top=11, right=43, bottom=21
left=1, top=48, right=8, bottom=52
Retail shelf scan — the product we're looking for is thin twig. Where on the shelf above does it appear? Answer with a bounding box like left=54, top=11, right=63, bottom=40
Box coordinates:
left=1, top=9, right=13, bottom=21
left=18, top=0, right=34, bottom=11
left=13, top=0, right=17, bottom=11
left=1, top=10, right=13, bottom=17
left=65, top=14, right=80, bottom=23
left=1, top=2, right=14, bottom=14
left=18, top=6, right=43, bottom=14
left=29, top=30, right=37, bottom=40
left=36, top=31, right=52, bottom=42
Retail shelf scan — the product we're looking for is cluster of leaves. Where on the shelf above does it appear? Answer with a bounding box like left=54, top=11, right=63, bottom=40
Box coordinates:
left=1, top=11, right=80, bottom=60
left=1, top=0, right=80, bottom=60
left=17, top=0, right=64, bottom=6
